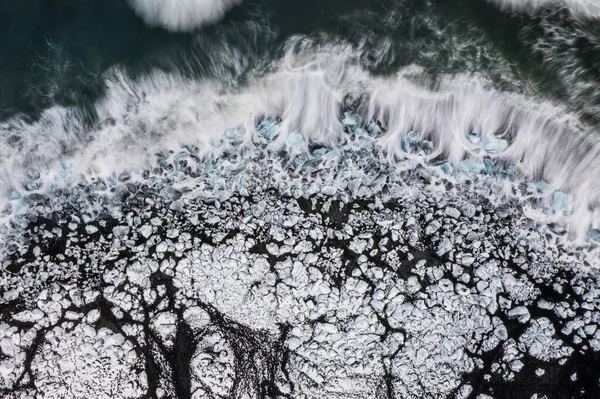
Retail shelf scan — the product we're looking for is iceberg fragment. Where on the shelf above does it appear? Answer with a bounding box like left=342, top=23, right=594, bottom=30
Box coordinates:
left=482, top=133, right=508, bottom=154
left=425, top=220, right=442, bottom=235
left=286, top=132, right=306, bottom=152
left=459, top=160, right=485, bottom=174
left=551, top=191, right=572, bottom=216
left=321, top=186, right=337, bottom=196
left=403, top=131, right=421, bottom=153
left=388, top=184, right=406, bottom=198
left=341, top=112, right=360, bottom=128
left=8, top=191, right=21, bottom=201
left=311, top=148, right=329, bottom=159
left=467, top=132, right=481, bottom=144
left=258, top=117, right=280, bottom=140
left=440, top=163, right=453, bottom=175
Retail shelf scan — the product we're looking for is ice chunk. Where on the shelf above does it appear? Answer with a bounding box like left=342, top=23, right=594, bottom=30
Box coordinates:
left=420, top=140, right=433, bottom=154
left=403, top=131, right=420, bottom=153
left=467, top=132, right=481, bottom=144
left=531, top=180, right=552, bottom=194
left=507, top=306, right=530, bottom=323
left=436, top=238, right=452, bottom=256
left=112, top=226, right=130, bottom=240
left=459, top=203, right=476, bottom=218
left=444, top=207, right=461, bottom=219
left=8, top=190, right=21, bottom=200
left=225, top=128, right=244, bottom=141
left=311, top=148, right=330, bottom=159
left=425, top=220, right=442, bottom=235
left=388, top=184, right=406, bottom=198
left=366, top=122, right=384, bottom=137
left=341, top=112, right=360, bottom=128
left=482, top=133, right=508, bottom=154
left=286, top=132, right=306, bottom=152
left=85, top=225, right=98, bottom=235
left=459, top=160, right=485, bottom=174
left=170, top=200, right=184, bottom=213
left=258, top=117, right=280, bottom=140
left=588, top=228, right=600, bottom=242
left=551, top=191, right=572, bottom=216
left=440, top=163, right=453, bottom=175
left=138, top=225, right=153, bottom=239
left=321, top=186, right=337, bottom=196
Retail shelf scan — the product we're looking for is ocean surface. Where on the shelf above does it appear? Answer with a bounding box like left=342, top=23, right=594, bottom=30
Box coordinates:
left=1, top=0, right=600, bottom=398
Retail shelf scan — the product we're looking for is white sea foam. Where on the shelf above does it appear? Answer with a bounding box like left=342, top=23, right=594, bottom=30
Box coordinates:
left=487, top=0, right=600, bottom=19
left=1, top=38, right=599, bottom=238
left=127, top=0, right=242, bottom=32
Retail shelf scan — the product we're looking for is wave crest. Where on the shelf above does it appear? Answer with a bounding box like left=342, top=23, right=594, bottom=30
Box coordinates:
left=128, top=0, right=242, bottom=32
left=487, top=0, right=600, bottom=19
left=2, top=38, right=600, bottom=239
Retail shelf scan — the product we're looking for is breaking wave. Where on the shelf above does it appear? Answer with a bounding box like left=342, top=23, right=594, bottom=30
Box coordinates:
left=127, top=0, right=242, bottom=32
left=487, top=0, right=600, bottom=18
left=1, top=38, right=599, bottom=240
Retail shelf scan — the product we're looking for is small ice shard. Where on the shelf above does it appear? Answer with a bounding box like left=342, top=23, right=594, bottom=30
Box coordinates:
left=286, top=132, right=305, bottom=152
left=112, top=226, right=130, bottom=240
left=588, top=228, right=600, bottom=242
left=341, top=111, right=360, bottom=127
left=118, top=172, right=131, bottom=182
left=482, top=133, right=508, bottom=154
left=444, top=206, right=461, bottom=219
left=459, top=203, right=476, bottom=218
left=420, top=140, right=433, bottom=154
left=436, top=237, right=452, bottom=256
left=425, top=220, right=442, bottom=235
left=138, top=225, right=153, bottom=239
left=551, top=191, right=572, bottom=216
left=258, top=117, right=280, bottom=140
left=388, top=184, right=406, bottom=198
left=311, top=147, right=329, bottom=159
left=24, top=181, right=39, bottom=191
left=0, top=360, right=14, bottom=376
left=510, top=360, right=524, bottom=372
left=294, top=157, right=307, bottom=167
left=467, top=132, right=481, bottom=144
left=366, top=122, right=384, bottom=137
left=531, top=180, right=551, bottom=194
left=484, top=158, right=497, bottom=174
left=321, top=186, right=337, bottom=196
left=169, top=200, right=184, bottom=213
left=306, top=183, right=320, bottom=196
left=507, top=306, right=530, bottom=323
left=85, top=225, right=98, bottom=235
left=403, top=131, right=420, bottom=153
left=27, top=170, right=40, bottom=181
left=203, top=160, right=214, bottom=173
left=535, top=368, right=546, bottom=377
left=440, top=163, right=453, bottom=175
left=225, top=128, right=244, bottom=141
left=459, top=160, right=485, bottom=174
left=8, top=190, right=21, bottom=200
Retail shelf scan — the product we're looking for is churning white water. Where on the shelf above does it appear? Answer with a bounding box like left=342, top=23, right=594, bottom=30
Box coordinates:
left=487, top=0, right=600, bottom=18
left=1, top=39, right=599, bottom=237
left=127, top=0, right=242, bottom=32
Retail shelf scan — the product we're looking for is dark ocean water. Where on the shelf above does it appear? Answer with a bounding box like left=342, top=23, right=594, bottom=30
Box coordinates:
left=1, top=1, right=600, bottom=398
left=2, top=0, right=599, bottom=121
